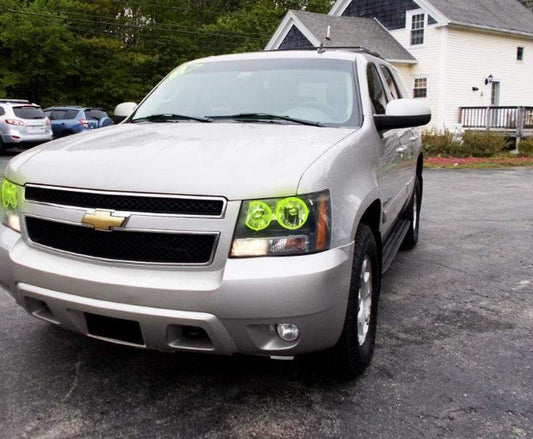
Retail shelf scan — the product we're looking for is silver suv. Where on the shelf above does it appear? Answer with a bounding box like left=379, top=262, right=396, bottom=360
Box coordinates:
left=0, top=50, right=430, bottom=376
left=0, top=100, right=53, bottom=150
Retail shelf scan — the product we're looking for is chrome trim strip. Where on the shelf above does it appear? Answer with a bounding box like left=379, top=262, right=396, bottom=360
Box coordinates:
left=22, top=214, right=220, bottom=267
left=24, top=184, right=228, bottom=219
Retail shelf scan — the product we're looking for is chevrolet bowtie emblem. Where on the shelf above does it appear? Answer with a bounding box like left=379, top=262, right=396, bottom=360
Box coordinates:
left=82, top=210, right=127, bottom=231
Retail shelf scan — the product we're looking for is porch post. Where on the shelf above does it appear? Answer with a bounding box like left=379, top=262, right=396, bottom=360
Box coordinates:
left=515, top=107, right=525, bottom=153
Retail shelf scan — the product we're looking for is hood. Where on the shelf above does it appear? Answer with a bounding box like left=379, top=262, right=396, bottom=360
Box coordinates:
left=7, top=123, right=354, bottom=200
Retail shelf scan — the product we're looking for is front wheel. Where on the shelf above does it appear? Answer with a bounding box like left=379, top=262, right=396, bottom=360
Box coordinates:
left=329, top=224, right=381, bottom=378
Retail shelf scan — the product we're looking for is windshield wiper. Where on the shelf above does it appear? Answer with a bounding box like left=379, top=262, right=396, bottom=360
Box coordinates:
left=208, top=113, right=324, bottom=127
left=132, top=113, right=213, bottom=123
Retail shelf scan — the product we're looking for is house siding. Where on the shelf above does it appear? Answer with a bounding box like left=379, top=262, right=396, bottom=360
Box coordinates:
left=442, top=28, right=533, bottom=129
left=341, top=0, right=436, bottom=30
left=392, top=26, right=533, bottom=130
left=279, top=25, right=314, bottom=50
left=390, top=25, right=446, bottom=128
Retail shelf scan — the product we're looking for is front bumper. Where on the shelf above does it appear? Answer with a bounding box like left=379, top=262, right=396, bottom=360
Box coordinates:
left=0, top=225, right=353, bottom=356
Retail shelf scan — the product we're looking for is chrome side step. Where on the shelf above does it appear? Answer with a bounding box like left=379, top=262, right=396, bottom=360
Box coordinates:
left=381, top=219, right=410, bottom=274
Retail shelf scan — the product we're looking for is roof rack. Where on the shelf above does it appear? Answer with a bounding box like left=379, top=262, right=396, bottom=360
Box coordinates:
left=0, top=99, right=30, bottom=104
left=270, top=46, right=384, bottom=59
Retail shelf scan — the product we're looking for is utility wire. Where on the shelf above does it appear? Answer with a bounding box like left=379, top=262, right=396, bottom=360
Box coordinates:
left=48, top=6, right=271, bottom=38
left=0, top=8, right=269, bottom=41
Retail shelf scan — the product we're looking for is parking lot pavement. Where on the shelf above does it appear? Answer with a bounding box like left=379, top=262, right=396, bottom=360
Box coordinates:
left=0, top=163, right=531, bottom=439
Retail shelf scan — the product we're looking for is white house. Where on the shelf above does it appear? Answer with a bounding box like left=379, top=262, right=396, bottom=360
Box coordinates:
left=267, top=0, right=533, bottom=132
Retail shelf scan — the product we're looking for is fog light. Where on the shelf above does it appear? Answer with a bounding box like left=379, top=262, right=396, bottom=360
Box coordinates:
left=6, top=213, right=21, bottom=233
left=276, top=323, right=299, bottom=342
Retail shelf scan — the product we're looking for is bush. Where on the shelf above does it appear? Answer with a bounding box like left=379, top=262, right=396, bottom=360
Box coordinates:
left=422, top=129, right=463, bottom=157
left=518, top=138, right=533, bottom=157
left=423, top=129, right=511, bottom=158
left=462, top=131, right=509, bottom=158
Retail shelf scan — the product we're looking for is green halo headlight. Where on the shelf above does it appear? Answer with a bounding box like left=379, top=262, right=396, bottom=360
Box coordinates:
left=245, top=201, right=273, bottom=231
left=1, top=180, right=18, bottom=209
left=276, top=197, right=309, bottom=230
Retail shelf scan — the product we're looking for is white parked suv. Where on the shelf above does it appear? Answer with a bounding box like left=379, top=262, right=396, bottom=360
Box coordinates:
left=0, top=100, right=53, bottom=150
left=0, top=49, right=430, bottom=376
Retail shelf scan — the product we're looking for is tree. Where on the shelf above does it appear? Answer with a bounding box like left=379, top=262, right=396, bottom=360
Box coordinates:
left=0, top=0, right=334, bottom=108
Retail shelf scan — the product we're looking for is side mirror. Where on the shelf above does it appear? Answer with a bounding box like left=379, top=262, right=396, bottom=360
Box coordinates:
left=113, top=102, right=137, bottom=124
left=374, top=99, right=431, bottom=131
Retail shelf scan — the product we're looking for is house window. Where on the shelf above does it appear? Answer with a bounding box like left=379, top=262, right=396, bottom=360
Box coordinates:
left=410, top=13, right=426, bottom=45
left=517, top=47, right=524, bottom=61
left=413, top=77, right=428, bottom=98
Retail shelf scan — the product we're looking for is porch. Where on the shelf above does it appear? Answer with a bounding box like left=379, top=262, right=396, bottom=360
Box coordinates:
left=459, top=106, right=533, bottom=137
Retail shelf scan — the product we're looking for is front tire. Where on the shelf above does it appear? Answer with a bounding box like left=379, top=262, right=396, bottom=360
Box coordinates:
left=401, top=176, right=421, bottom=251
left=330, top=224, right=381, bottom=378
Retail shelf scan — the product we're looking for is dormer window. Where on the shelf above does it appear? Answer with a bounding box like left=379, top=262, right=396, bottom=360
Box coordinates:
left=409, top=12, right=426, bottom=46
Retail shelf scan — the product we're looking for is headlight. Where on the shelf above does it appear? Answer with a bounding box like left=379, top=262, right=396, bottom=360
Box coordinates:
left=1, top=179, right=22, bottom=233
left=230, top=191, right=330, bottom=258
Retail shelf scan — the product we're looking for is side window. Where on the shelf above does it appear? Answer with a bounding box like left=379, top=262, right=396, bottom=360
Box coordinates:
left=380, top=66, right=402, bottom=100
left=367, top=64, right=388, bottom=115
left=65, top=109, right=79, bottom=120
left=0, top=106, right=5, bottom=116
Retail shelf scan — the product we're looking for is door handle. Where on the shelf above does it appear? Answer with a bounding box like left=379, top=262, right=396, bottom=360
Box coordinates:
left=396, top=145, right=408, bottom=153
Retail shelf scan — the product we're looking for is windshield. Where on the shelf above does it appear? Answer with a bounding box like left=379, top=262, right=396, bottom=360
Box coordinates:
left=132, top=58, right=359, bottom=127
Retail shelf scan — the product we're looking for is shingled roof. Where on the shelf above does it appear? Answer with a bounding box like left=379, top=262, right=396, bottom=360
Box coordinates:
left=329, top=0, right=533, bottom=37
left=429, top=0, right=533, bottom=36
left=282, top=10, right=416, bottom=62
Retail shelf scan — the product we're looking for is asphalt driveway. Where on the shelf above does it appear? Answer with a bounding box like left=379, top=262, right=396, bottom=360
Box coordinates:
left=0, top=163, right=531, bottom=439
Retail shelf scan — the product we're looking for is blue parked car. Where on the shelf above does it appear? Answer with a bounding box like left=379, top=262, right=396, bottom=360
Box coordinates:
left=44, top=107, right=113, bottom=138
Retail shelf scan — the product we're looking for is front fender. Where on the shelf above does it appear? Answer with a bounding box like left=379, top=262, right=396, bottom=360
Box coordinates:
left=297, top=125, right=384, bottom=248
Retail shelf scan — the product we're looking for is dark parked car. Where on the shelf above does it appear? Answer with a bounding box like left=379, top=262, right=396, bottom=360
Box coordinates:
left=44, top=107, right=113, bottom=138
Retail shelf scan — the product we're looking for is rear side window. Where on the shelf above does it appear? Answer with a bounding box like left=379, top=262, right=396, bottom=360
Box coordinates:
left=0, top=106, right=4, bottom=116
left=13, top=106, right=45, bottom=120
left=85, top=109, right=107, bottom=120
left=65, top=109, right=80, bottom=119
left=380, top=66, right=402, bottom=100
left=367, top=64, right=388, bottom=115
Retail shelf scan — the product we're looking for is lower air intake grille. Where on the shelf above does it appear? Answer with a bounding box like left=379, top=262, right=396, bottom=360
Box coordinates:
left=26, top=217, right=217, bottom=264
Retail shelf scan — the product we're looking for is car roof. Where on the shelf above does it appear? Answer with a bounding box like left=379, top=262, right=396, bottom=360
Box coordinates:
left=45, top=106, right=106, bottom=112
left=45, top=106, right=83, bottom=111
left=193, top=48, right=381, bottom=65
left=0, top=99, right=30, bottom=104
left=0, top=102, right=41, bottom=108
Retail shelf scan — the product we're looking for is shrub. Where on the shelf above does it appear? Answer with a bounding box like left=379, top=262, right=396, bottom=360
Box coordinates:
left=518, top=138, right=533, bottom=157
left=462, top=131, right=509, bottom=158
left=422, top=129, right=463, bottom=157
